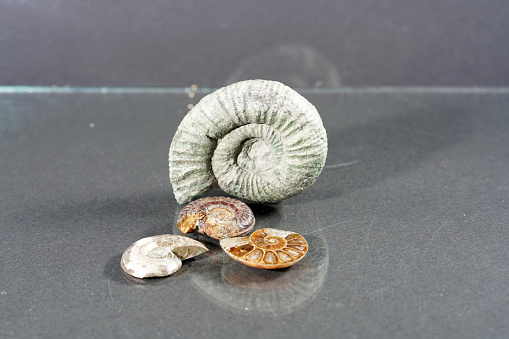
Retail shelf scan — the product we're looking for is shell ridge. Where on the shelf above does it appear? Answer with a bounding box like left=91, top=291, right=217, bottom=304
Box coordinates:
left=188, top=106, right=216, bottom=139
left=212, top=88, right=239, bottom=137
left=193, top=102, right=224, bottom=139
left=225, top=83, right=244, bottom=127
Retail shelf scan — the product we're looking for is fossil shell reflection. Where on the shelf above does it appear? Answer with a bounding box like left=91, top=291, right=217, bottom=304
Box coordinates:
left=220, top=228, right=308, bottom=269
left=191, top=232, right=328, bottom=316
left=169, top=79, right=328, bottom=204
left=177, top=196, right=255, bottom=240
left=121, top=234, right=208, bottom=278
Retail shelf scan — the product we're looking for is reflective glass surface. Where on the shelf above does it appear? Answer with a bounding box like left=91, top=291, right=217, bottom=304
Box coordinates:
left=1, top=87, right=508, bottom=338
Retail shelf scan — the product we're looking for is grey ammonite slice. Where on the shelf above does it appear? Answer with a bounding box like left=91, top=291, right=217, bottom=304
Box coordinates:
left=169, top=79, right=328, bottom=204
left=121, top=235, right=208, bottom=278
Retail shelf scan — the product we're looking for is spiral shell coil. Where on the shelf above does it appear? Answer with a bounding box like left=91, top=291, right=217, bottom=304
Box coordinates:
left=177, top=196, right=255, bottom=239
left=169, top=79, right=328, bottom=204
left=121, top=235, right=208, bottom=278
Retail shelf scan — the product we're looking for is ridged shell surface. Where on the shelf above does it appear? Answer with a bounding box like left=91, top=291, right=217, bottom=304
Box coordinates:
left=169, top=79, right=328, bottom=204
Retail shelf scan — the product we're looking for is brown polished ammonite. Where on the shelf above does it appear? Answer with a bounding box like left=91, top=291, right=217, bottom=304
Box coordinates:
left=177, top=197, right=255, bottom=239
left=220, top=228, right=308, bottom=269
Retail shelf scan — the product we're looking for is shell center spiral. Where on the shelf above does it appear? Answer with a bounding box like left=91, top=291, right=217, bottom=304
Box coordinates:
left=207, top=207, right=234, bottom=222
left=140, top=243, right=175, bottom=260
left=251, top=232, right=287, bottom=250
left=237, top=138, right=281, bottom=173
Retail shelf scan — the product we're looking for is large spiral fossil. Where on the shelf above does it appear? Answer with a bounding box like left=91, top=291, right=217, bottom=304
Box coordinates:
left=169, top=79, right=328, bottom=204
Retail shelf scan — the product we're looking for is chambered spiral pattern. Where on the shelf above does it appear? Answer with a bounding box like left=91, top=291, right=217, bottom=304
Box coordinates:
left=169, top=79, right=328, bottom=204
left=220, top=228, right=308, bottom=269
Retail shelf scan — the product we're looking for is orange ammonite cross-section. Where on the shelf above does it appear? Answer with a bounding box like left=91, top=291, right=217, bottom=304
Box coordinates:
left=220, top=228, right=308, bottom=269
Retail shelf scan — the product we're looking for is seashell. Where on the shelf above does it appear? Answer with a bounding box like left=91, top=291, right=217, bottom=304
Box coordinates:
left=177, top=196, right=255, bottom=240
left=169, top=79, right=328, bottom=204
left=121, top=234, right=208, bottom=278
left=220, top=228, right=308, bottom=269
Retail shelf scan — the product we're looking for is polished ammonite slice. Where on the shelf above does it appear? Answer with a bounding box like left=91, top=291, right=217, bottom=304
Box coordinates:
left=219, top=228, right=308, bottom=269
left=177, top=196, right=255, bottom=239
left=121, top=234, right=208, bottom=278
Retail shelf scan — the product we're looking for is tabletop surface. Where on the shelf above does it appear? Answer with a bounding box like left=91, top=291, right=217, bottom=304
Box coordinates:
left=1, top=87, right=508, bottom=338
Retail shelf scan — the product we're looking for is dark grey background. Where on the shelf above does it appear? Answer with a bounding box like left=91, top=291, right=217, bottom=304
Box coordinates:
left=1, top=88, right=509, bottom=338
left=1, top=0, right=509, bottom=87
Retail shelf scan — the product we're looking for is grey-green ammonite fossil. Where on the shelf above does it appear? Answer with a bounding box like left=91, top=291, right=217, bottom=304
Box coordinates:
left=169, top=79, right=328, bottom=204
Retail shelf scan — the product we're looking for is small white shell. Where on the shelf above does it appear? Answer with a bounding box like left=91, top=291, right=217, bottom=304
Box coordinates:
left=121, top=235, right=208, bottom=278
left=169, top=79, right=327, bottom=204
